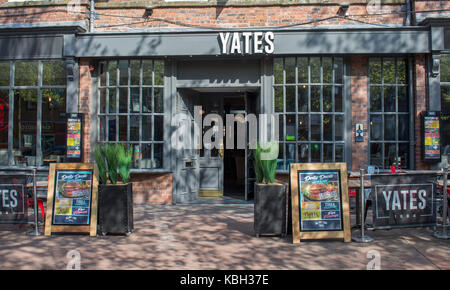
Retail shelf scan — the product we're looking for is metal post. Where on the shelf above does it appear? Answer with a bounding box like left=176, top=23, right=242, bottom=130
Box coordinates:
left=434, top=167, right=449, bottom=239
left=27, top=168, right=42, bottom=236
left=352, top=168, right=373, bottom=243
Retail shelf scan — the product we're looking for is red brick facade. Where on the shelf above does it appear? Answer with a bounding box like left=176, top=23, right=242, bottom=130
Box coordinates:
left=131, top=173, right=173, bottom=204
left=350, top=56, right=369, bottom=172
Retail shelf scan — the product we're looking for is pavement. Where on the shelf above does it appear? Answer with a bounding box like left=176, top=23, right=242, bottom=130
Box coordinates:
left=0, top=204, right=448, bottom=270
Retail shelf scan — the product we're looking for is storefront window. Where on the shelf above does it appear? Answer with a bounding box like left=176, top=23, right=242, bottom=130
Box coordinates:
left=0, top=60, right=67, bottom=166
left=98, top=59, right=164, bottom=169
left=440, top=55, right=450, bottom=154
left=274, top=57, right=345, bottom=170
left=368, top=57, right=410, bottom=169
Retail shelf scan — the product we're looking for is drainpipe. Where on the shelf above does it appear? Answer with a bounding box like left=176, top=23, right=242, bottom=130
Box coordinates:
left=89, top=0, right=95, bottom=32
left=405, top=0, right=412, bottom=26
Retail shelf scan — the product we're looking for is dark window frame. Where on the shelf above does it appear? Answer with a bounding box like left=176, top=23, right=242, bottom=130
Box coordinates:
left=0, top=59, right=67, bottom=168
left=273, top=56, right=346, bottom=171
left=368, top=57, right=412, bottom=170
left=97, top=59, right=165, bottom=170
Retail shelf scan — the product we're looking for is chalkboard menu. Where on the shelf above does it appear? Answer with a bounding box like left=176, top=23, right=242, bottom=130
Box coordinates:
left=53, top=170, right=93, bottom=225
left=66, top=113, right=82, bottom=161
left=45, top=163, right=98, bottom=236
left=423, top=111, right=441, bottom=162
left=290, top=163, right=351, bottom=243
left=298, top=170, right=343, bottom=231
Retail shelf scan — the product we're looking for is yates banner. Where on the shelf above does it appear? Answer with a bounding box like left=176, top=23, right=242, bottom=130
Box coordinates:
left=371, top=174, right=436, bottom=228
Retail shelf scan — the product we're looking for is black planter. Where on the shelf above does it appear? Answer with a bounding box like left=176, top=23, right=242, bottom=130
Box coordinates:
left=98, top=183, right=134, bottom=236
left=254, top=182, right=288, bottom=237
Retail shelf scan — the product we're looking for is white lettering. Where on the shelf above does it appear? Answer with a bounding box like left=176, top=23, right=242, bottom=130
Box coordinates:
left=253, top=32, right=264, bottom=53
left=409, top=189, right=417, bottom=210
left=264, top=31, right=275, bottom=53
left=230, top=32, right=241, bottom=54
left=9, top=190, right=17, bottom=208
left=418, top=190, right=427, bottom=209
left=392, top=191, right=401, bottom=210
left=401, top=190, right=409, bottom=210
left=382, top=191, right=392, bottom=211
left=219, top=32, right=231, bottom=54
left=242, top=32, right=252, bottom=54
left=219, top=31, right=275, bottom=54
left=2, top=189, right=9, bottom=208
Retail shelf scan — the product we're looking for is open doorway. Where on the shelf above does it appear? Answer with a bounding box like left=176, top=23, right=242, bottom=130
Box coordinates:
left=223, top=95, right=246, bottom=200
left=175, top=88, right=258, bottom=204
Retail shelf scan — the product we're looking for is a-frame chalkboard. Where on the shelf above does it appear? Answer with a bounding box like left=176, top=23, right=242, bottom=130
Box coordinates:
left=290, top=163, right=351, bottom=244
left=45, top=163, right=98, bottom=237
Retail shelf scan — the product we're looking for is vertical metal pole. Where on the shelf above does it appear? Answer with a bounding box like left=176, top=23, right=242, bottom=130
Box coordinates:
left=352, top=168, right=373, bottom=242
left=443, top=167, right=448, bottom=236
left=28, top=168, right=42, bottom=236
left=434, top=167, right=449, bottom=239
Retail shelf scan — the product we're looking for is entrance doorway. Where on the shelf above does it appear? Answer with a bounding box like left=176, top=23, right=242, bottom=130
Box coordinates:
left=175, top=88, right=258, bottom=204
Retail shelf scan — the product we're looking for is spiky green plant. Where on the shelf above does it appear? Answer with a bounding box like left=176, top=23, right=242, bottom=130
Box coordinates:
left=93, top=144, right=107, bottom=185
left=253, top=142, right=278, bottom=184
left=103, top=143, right=120, bottom=184
left=118, top=144, right=133, bottom=184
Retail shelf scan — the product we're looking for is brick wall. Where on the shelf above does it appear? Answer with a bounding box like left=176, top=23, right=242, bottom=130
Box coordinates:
left=350, top=55, right=369, bottom=172
left=79, top=59, right=92, bottom=163
left=0, top=5, right=86, bottom=25
left=130, top=173, right=173, bottom=204
left=93, top=4, right=406, bottom=31
left=414, top=54, right=431, bottom=170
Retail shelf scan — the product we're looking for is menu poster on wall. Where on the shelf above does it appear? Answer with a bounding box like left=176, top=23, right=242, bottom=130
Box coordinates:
left=52, top=170, right=93, bottom=225
left=423, top=111, right=441, bottom=161
left=66, top=114, right=82, bottom=161
left=298, top=171, right=343, bottom=231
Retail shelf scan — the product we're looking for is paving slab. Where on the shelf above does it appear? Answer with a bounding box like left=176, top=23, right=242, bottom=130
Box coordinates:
left=0, top=204, right=448, bottom=270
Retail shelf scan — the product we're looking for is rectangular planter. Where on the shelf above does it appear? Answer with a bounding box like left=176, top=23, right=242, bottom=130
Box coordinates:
left=254, top=182, right=288, bottom=237
left=98, top=183, right=134, bottom=236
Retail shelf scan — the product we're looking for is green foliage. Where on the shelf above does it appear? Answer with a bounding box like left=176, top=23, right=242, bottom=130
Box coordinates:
left=253, top=142, right=278, bottom=184
left=103, top=143, right=121, bottom=184
left=117, top=145, right=133, bottom=184
left=94, top=144, right=107, bottom=185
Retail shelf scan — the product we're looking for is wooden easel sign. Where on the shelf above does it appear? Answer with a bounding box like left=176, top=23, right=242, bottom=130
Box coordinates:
left=290, top=163, right=351, bottom=244
left=45, top=163, right=98, bottom=237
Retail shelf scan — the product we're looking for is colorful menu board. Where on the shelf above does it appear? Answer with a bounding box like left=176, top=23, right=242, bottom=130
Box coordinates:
left=53, top=170, right=93, bottom=225
left=290, top=163, right=351, bottom=243
left=423, top=111, right=441, bottom=161
left=298, top=171, right=343, bottom=231
left=45, top=163, right=98, bottom=237
left=66, top=114, right=82, bottom=160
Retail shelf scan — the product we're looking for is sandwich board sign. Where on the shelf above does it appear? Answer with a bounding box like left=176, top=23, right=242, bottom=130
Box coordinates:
left=45, top=163, right=98, bottom=236
left=290, top=163, right=351, bottom=243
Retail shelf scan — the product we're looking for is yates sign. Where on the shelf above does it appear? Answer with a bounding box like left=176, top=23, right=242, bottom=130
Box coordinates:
left=374, top=184, right=434, bottom=227
left=219, top=32, right=275, bottom=54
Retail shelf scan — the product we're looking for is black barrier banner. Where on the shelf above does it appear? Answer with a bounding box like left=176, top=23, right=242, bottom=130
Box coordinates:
left=371, top=174, right=436, bottom=228
left=0, top=178, right=26, bottom=221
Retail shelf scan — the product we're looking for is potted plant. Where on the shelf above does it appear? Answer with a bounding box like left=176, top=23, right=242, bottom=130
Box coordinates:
left=253, top=141, right=287, bottom=237
left=95, top=143, right=134, bottom=236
